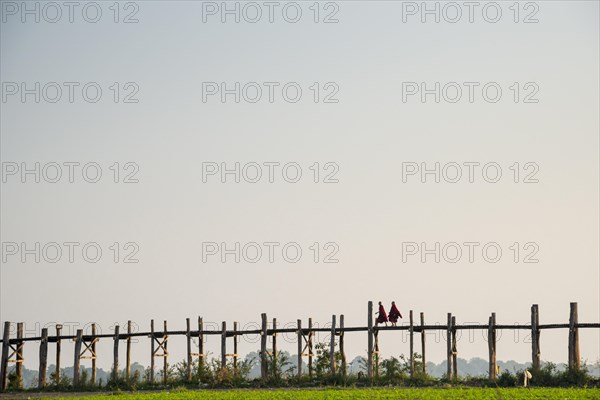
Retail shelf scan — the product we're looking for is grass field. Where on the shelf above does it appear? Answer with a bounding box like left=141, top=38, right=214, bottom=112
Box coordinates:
left=43, top=388, right=600, bottom=400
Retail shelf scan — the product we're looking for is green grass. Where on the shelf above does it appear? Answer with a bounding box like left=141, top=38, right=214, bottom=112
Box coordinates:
left=47, top=387, right=600, bottom=400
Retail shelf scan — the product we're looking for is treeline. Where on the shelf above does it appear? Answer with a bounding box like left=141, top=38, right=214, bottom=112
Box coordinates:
left=5, top=350, right=600, bottom=391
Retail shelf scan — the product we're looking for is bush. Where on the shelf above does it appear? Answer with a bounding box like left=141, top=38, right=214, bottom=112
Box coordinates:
left=7, top=372, right=22, bottom=390
left=497, top=370, right=517, bottom=387
left=527, top=362, right=594, bottom=387
left=49, top=369, right=72, bottom=389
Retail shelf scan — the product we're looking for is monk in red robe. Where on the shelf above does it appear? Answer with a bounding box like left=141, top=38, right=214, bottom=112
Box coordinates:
left=388, top=301, right=403, bottom=326
left=376, top=301, right=388, bottom=326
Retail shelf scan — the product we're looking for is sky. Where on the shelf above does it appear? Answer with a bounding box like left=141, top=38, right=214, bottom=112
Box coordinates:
left=0, top=0, right=599, bottom=371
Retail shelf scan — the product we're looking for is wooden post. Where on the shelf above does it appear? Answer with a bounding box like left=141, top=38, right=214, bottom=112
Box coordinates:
left=1, top=321, right=10, bottom=391
left=272, top=318, right=277, bottom=374
left=451, top=316, right=457, bottom=380
left=531, top=304, right=540, bottom=370
left=330, top=315, right=336, bottom=375
left=38, top=328, right=48, bottom=389
left=15, top=323, right=23, bottom=389
left=55, top=324, right=62, bottom=385
left=308, top=318, right=313, bottom=378
left=150, top=320, right=155, bottom=384
left=91, top=324, right=97, bottom=385
left=186, top=318, right=192, bottom=381
left=340, top=314, right=346, bottom=376
left=446, top=313, right=452, bottom=380
left=373, top=330, right=379, bottom=378
left=163, top=321, right=168, bottom=385
left=73, top=329, right=83, bottom=386
left=113, top=325, right=120, bottom=382
left=420, top=312, right=426, bottom=375
left=488, top=313, right=497, bottom=380
left=221, top=321, right=227, bottom=368
left=409, top=310, right=414, bottom=378
left=569, top=302, right=580, bottom=369
left=198, top=317, right=204, bottom=373
left=126, top=321, right=132, bottom=382
left=297, top=319, right=302, bottom=379
left=367, top=301, right=374, bottom=380
left=233, top=322, right=239, bottom=372
left=260, top=313, right=267, bottom=379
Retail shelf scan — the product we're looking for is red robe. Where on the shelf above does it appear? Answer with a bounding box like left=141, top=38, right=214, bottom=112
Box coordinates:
left=388, top=304, right=403, bottom=323
left=377, top=304, right=388, bottom=323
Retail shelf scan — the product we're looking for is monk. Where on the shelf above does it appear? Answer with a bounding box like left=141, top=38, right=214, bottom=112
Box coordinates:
left=388, top=301, right=403, bottom=326
left=375, top=301, right=388, bottom=326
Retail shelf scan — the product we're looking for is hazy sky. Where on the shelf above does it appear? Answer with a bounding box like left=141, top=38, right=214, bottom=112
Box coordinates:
left=1, top=0, right=599, bottom=371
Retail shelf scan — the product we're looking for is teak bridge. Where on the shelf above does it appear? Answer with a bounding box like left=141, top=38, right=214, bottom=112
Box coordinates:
left=1, top=301, right=598, bottom=390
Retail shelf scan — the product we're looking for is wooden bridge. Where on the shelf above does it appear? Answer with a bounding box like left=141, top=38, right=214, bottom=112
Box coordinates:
left=1, top=301, right=598, bottom=390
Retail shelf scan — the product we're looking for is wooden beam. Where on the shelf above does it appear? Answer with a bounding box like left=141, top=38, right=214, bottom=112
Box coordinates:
left=308, top=318, right=313, bottom=378
left=260, top=313, right=267, bottom=379
left=569, top=302, right=580, bottom=369
left=340, top=315, right=346, bottom=376
left=272, top=318, right=277, bottom=374
left=451, top=316, right=457, bottom=380
left=186, top=318, right=192, bottom=381
left=233, top=322, right=239, bottom=372
left=409, top=310, right=414, bottom=378
left=55, top=324, right=62, bottom=385
left=367, top=301, right=374, bottom=379
left=198, top=317, right=204, bottom=374
left=373, top=330, right=379, bottom=378
left=1, top=321, right=10, bottom=391
left=446, top=313, right=452, bottom=380
left=221, top=321, right=227, bottom=368
left=420, top=312, right=426, bottom=375
left=73, top=329, right=83, bottom=386
left=163, top=321, right=168, bottom=385
left=91, top=324, right=97, bottom=385
left=488, top=313, right=497, bottom=380
left=297, top=319, right=302, bottom=379
left=531, top=304, right=540, bottom=370
left=150, top=320, right=155, bottom=384
left=126, top=321, right=132, bottom=382
left=330, top=315, right=336, bottom=375
left=113, top=325, right=120, bottom=382
left=15, top=323, right=23, bottom=389
left=38, top=328, right=48, bottom=389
